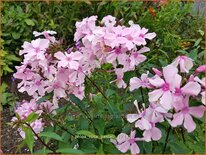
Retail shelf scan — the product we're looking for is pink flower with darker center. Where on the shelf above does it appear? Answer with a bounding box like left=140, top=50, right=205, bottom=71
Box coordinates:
left=171, top=96, right=204, bottom=132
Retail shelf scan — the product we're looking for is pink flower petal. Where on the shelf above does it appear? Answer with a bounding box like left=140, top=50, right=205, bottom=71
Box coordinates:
left=171, top=112, right=184, bottom=127
left=149, top=89, right=163, bottom=102
left=183, top=114, right=196, bottom=133
left=163, top=65, right=178, bottom=84
left=181, top=81, right=201, bottom=96
left=117, top=133, right=129, bottom=144
left=129, top=77, right=142, bottom=91
left=130, top=143, right=140, bottom=154
left=151, top=127, right=162, bottom=141
left=127, top=114, right=140, bottom=123
left=149, top=76, right=165, bottom=87
left=117, top=141, right=130, bottom=153
left=189, top=106, right=205, bottom=118
left=160, top=91, right=173, bottom=110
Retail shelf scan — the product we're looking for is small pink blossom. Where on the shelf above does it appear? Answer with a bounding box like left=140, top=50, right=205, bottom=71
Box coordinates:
left=112, top=130, right=143, bottom=154
left=171, top=55, right=193, bottom=73
left=194, top=65, right=206, bottom=74
left=171, top=96, right=204, bottom=132
left=129, top=71, right=151, bottom=91
left=54, top=51, right=83, bottom=70
left=33, top=30, right=56, bottom=42
left=148, top=65, right=179, bottom=110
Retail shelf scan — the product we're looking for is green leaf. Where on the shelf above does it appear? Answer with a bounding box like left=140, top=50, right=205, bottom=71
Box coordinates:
left=25, top=19, right=35, bottom=26
left=94, top=118, right=105, bottom=135
left=170, top=141, right=191, bottom=154
left=143, top=142, right=152, bottom=154
left=96, top=144, right=104, bottom=154
left=25, top=112, right=39, bottom=123
left=68, top=94, right=85, bottom=109
left=25, top=128, right=34, bottom=153
left=76, top=130, right=98, bottom=138
left=187, top=49, right=198, bottom=60
left=56, top=148, right=84, bottom=154
left=11, top=32, right=20, bottom=39
left=39, top=132, right=64, bottom=142
left=36, top=95, right=51, bottom=104
left=193, top=38, right=202, bottom=47
left=105, top=89, right=115, bottom=97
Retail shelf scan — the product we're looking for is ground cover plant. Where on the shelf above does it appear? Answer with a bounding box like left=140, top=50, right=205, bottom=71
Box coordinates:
left=1, top=1, right=205, bottom=154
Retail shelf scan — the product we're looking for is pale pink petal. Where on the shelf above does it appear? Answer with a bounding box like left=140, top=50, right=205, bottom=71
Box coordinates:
left=163, top=65, right=178, bottom=84
left=130, top=130, right=136, bottom=139
left=149, top=76, right=165, bottom=87
left=135, top=118, right=151, bottom=130
left=172, top=96, right=184, bottom=111
left=151, top=127, right=162, bottom=141
left=160, top=91, right=172, bottom=110
left=189, top=106, right=205, bottom=118
left=143, top=130, right=151, bottom=142
left=54, top=52, right=66, bottom=60
left=170, top=112, right=184, bottom=127
left=182, top=58, right=193, bottom=73
left=145, top=32, right=156, bottom=40
left=39, top=39, right=50, bottom=50
left=130, top=143, right=140, bottom=154
left=127, top=114, right=140, bottom=123
left=58, top=60, right=68, bottom=68
left=183, top=114, right=196, bottom=133
left=201, top=91, right=205, bottom=105
left=137, top=47, right=150, bottom=54
left=117, top=141, right=130, bottom=153
left=117, top=133, right=129, bottom=143
left=69, top=61, right=79, bottom=70
left=71, top=52, right=83, bottom=61
left=148, top=89, right=163, bottom=102
left=173, top=74, right=182, bottom=89
left=129, top=77, right=142, bottom=91
left=106, top=53, right=116, bottom=63
left=181, top=81, right=201, bottom=96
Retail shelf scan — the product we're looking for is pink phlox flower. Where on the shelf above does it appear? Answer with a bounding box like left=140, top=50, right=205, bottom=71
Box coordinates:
left=26, top=74, right=46, bottom=96
left=20, top=38, right=50, bottom=61
left=14, top=99, right=39, bottom=120
left=33, top=30, right=56, bottom=42
left=56, top=68, right=70, bottom=83
left=72, top=86, right=85, bottom=100
left=152, top=68, right=162, bottom=77
left=129, top=47, right=150, bottom=67
left=127, top=100, right=150, bottom=129
left=194, top=77, right=205, bottom=105
left=18, top=119, right=44, bottom=139
left=129, top=71, right=151, bottom=91
left=46, top=80, right=66, bottom=98
left=171, top=96, right=205, bottom=132
left=194, top=65, right=206, bottom=74
left=69, top=65, right=85, bottom=85
left=54, top=51, right=83, bottom=70
left=112, top=130, right=143, bottom=154
left=110, top=69, right=127, bottom=88
left=39, top=101, right=58, bottom=114
left=148, top=65, right=179, bottom=110
left=101, top=15, right=116, bottom=27
left=74, top=16, right=97, bottom=41
left=171, top=55, right=193, bottom=73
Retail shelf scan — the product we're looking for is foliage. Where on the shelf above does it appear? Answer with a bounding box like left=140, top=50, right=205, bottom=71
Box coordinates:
left=2, top=1, right=205, bottom=154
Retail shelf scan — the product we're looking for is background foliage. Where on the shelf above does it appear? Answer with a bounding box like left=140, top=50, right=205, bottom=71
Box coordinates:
left=1, top=1, right=205, bottom=154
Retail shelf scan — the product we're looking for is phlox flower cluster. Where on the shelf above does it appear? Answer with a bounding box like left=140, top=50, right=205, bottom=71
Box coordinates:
left=12, top=99, right=57, bottom=139
left=113, top=56, right=205, bottom=154
left=13, top=15, right=156, bottom=139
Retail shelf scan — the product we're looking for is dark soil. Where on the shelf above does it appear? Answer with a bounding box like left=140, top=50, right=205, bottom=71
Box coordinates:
left=1, top=75, right=42, bottom=154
